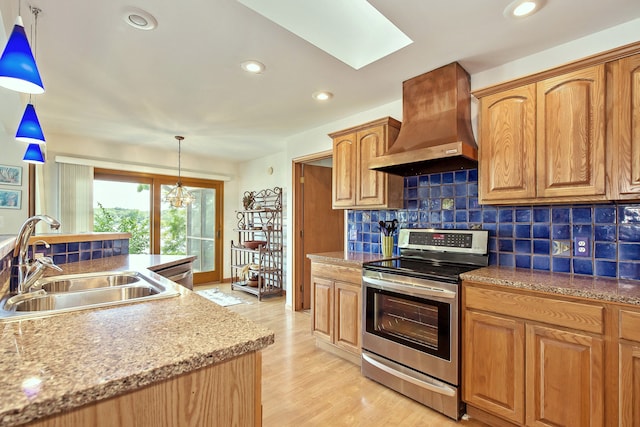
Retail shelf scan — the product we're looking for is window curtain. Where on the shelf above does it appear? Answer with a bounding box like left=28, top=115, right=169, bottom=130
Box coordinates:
left=59, top=163, right=94, bottom=233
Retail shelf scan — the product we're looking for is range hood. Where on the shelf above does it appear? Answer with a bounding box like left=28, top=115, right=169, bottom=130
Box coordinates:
left=369, top=62, right=477, bottom=176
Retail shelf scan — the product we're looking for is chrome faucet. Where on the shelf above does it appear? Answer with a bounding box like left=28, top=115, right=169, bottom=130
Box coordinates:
left=13, top=215, right=62, bottom=294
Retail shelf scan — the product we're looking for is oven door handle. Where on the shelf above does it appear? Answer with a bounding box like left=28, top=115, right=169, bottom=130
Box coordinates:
left=362, top=353, right=456, bottom=397
left=362, top=276, right=456, bottom=299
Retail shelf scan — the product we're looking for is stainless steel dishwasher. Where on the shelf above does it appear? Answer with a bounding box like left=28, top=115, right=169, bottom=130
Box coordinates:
left=151, top=260, right=194, bottom=290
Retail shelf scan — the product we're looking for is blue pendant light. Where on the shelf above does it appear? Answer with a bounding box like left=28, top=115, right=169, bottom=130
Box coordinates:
left=23, top=143, right=45, bottom=164
left=15, top=103, right=45, bottom=144
left=0, top=15, right=44, bottom=94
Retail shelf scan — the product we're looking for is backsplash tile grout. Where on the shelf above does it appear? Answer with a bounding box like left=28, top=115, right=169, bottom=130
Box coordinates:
left=347, top=168, right=640, bottom=281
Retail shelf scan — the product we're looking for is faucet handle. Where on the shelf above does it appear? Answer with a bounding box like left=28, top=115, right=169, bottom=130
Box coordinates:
left=31, top=239, right=51, bottom=261
left=37, top=256, right=62, bottom=272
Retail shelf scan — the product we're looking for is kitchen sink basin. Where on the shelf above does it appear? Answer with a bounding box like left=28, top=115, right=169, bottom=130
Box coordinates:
left=0, top=271, right=182, bottom=321
left=29, top=271, right=141, bottom=292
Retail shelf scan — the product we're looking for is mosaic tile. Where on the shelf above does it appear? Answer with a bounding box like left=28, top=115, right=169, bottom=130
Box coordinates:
left=345, top=168, right=640, bottom=281
left=516, top=255, right=531, bottom=269
left=534, top=207, right=550, bottom=223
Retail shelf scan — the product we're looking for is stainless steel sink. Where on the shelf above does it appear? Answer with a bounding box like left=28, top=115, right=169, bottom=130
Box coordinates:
left=0, top=271, right=181, bottom=321
left=29, top=271, right=142, bottom=292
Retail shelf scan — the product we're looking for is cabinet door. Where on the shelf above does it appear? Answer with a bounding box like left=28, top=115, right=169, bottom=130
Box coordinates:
left=463, top=310, right=525, bottom=425
left=619, top=342, right=640, bottom=427
left=537, top=65, right=606, bottom=199
left=332, top=133, right=356, bottom=208
left=612, top=53, right=640, bottom=199
left=356, top=126, right=387, bottom=206
left=526, top=324, right=604, bottom=427
left=479, top=84, right=536, bottom=202
left=311, top=276, right=333, bottom=342
left=334, top=281, right=361, bottom=354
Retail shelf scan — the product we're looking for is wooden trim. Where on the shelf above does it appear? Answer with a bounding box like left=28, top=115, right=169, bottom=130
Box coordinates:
left=315, top=339, right=361, bottom=366
left=465, top=404, right=519, bottom=427
left=293, top=161, right=303, bottom=311
left=291, top=150, right=333, bottom=312
left=604, top=304, right=619, bottom=425
left=292, top=149, right=332, bottom=163
left=328, top=116, right=401, bottom=138
left=473, top=40, right=640, bottom=98
left=28, top=232, right=130, bottom=245
left=476, top=195, right=609, bottom=206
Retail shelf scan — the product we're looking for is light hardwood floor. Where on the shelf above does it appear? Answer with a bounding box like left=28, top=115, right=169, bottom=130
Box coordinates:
left=197, top=283, right=488, bottom=427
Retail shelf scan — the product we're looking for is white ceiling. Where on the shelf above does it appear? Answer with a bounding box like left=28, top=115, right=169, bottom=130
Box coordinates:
left=2, top=0, right=640, bottom=162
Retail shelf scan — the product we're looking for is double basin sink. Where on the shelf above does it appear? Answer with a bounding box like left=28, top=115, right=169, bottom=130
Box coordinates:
left=0, top=270, right=182, bottom=321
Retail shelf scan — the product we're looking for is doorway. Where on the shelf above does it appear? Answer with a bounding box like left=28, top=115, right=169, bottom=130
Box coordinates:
left=292, top=151, right=344, bottom=311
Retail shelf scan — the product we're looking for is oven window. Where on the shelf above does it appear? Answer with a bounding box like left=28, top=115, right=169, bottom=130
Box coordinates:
left=365, top=287, right=451, bottom=360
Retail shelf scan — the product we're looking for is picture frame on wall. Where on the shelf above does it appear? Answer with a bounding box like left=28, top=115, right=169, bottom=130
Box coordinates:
left=0, top=165, right=22, bottom=186
left=0, top=189, right=21, bottom=209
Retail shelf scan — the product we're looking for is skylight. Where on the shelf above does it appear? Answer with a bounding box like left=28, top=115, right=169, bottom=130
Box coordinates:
left=237, top=0, right=413, bottom=70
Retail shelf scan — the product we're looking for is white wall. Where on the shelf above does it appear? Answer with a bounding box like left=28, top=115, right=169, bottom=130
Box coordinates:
left=43, top=133, right=241, bottom=278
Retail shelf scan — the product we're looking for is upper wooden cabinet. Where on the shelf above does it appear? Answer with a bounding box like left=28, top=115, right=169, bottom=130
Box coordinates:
left=610, top=53, right=640, bottom=199
left=478, top=65, right=607, bottom=204
left=330, top=117, right=403, bottom=209
left=479, top=84, right=537, bottom=202
left=537, top=66, right=606, bottom=199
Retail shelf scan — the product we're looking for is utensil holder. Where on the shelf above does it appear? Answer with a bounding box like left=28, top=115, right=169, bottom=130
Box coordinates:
left=381, top=235, right=394, bottom=258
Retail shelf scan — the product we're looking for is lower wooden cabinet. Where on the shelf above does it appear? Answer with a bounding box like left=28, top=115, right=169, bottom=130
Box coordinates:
left=525, top=324, right=603, bottom=427
left=619, top=309, right=640, bottom=426
left=464, top=310, right=525, bottom=424
left=310, top=260, right=362, bottom=364
left=463, top=281, right=605, bottom=427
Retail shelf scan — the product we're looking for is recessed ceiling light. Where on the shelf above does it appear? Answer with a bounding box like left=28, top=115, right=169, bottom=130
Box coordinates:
left=312, top=91, right=333, bottom=101
left=123, top=7, right=158, bottom=30
left=241, top=60, right=266, bottom=74
left=503, top=0, right=545, bottom=18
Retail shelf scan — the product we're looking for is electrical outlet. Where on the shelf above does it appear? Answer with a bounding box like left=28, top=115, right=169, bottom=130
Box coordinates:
left=348, top=228, right=357, bottom=241
left=574, top=237, right=590, bottom=257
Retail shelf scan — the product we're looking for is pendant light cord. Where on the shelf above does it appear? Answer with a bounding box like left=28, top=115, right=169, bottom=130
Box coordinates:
left=176, top=135, right=185, bottom=184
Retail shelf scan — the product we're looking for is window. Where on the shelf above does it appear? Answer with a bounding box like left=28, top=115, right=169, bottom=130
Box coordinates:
left=94, top=169, right=223, bottom=284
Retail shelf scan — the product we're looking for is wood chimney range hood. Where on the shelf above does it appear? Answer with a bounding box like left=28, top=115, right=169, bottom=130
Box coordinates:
left=369, top=62, right=478, bottom=176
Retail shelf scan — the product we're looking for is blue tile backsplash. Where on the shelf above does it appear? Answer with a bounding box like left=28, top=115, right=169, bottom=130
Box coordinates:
left=8, top=238, right=130, bottom=291
left=347, top=168, right=640, bottom=281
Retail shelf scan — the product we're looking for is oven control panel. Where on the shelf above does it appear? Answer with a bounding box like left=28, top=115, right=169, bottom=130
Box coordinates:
left=397, top=228, right=488, bottom=254
left=412, top=232, right=472, bottom=248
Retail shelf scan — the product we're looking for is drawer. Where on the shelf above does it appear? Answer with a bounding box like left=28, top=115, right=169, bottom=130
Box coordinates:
left=620, top=310, right=640, bottom=342
left=311, top=262, right=361, bottom=285
left=464, top=284, right=604, bottom=334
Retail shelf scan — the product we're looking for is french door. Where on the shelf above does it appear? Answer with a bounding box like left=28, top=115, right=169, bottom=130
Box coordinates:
left=95, top=169, right=223, bottom=284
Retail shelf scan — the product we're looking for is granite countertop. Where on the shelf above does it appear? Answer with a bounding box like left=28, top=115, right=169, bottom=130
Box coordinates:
left=461, top=266, right=640, bottom=306
left=50, top=254, right=197, bottom=275
left=0, top=255, right=274, bottom=426
left=307, top=251, right=390, bottom=267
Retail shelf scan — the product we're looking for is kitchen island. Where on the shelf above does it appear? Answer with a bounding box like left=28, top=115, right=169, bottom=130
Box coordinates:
left=0, top=253, right=274, bottom=427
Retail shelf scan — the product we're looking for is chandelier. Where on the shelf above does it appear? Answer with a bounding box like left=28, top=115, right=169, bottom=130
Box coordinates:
left=164, top=135, right=195, bottom=208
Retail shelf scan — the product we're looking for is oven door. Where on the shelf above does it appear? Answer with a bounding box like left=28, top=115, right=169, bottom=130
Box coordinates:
left=362, top=269, right=459, bottom=385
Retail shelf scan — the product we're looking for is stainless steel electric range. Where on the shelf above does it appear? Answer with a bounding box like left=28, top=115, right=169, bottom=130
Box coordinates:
left=361, top=228, right=489, bottom=420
